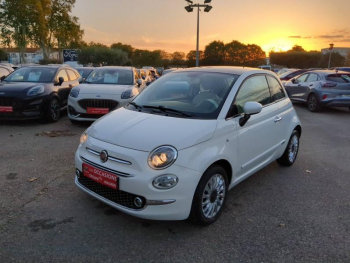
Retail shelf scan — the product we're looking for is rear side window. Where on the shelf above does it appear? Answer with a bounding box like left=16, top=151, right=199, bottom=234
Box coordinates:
left=234, top=75, right=271, bottom=114
left=326, top=74, right=350, bottom=83
left=267, top=76, right=285, bottom=101
left=306, top=73, right=319, bottom=82
left=57, top=70, right=69, bottom=81
left=67, top=69, right=78, bottom=81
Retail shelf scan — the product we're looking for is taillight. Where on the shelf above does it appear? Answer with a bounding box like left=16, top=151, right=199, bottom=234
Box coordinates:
left=321, top=82, right=337, bottom=88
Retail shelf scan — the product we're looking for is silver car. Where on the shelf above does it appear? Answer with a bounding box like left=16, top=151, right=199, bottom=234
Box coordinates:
left=284, top=70, right=350, bottom=112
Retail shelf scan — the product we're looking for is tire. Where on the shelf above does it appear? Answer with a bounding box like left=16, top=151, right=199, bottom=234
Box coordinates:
left=307, top=94, right=321, bottom=112
left=45, top=98, right=61, bottom=122
left=190, top=165, right=228, bottom=226
left=277, top=130, right=300, bottom=167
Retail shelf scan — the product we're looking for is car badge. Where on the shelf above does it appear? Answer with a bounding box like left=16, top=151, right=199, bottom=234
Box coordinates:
left=100, top=150, right=108, bottom=163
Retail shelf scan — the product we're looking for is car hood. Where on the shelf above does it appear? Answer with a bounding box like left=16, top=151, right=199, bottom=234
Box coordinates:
left=78, top=83, right=132, bottom=95
left=0, top=82, right=41, bottom=94
left=88, top=108, right=217, bottom=152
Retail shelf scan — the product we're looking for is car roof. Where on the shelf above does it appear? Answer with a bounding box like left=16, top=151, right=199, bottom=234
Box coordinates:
left=93, top=66, right=134, bottom=71
left=75, top=67, right=94, bottom=70
left=179, top=66, right=270, bottom=75
left=309, top=70, right=350, bottom=75
left=17, top=64, right=73, bottom=70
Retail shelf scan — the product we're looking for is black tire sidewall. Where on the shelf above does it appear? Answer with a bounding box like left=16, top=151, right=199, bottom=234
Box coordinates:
left=279, top=130, right=300, bottom=166
left=190, top=165, right=228, bottom=226
left=307, top=94, right=319, bottom=112
left=46, top=98, right=60, bottom=122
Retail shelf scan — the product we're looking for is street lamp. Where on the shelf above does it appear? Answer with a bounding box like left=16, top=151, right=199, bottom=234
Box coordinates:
left=184, top=0, right=213, bottom=67
left=328, top=43, right=334, bottom=69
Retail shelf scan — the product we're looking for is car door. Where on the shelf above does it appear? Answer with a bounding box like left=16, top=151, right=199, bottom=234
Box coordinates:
left=55, top=69, right=70, bottom=106
left=233, top=75, right=281, bottom=179
left=302, top=73, right=319, bottom=100
left=287, top=73, right=309, bottom=100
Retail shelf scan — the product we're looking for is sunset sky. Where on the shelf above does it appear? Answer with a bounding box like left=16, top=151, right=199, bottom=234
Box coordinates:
left=73, top=0, right=350, bottom=54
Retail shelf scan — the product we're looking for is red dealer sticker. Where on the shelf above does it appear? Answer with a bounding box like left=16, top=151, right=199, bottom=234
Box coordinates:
left=0, top=106, right=13, bottom=112
left=82, top=163, right=118, bottom=189
left=86, top=107, right=109, bottom=115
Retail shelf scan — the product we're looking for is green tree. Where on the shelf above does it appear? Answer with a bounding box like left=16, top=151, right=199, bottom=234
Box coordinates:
left=110, top=42, right=134, bottom=59
left=78, top=45, right=129, bottom=66
left=319, top=52, right=345, bottom=68
left=0, top=0, right=84, bottom=61
left=186, top=50, right=204, bottom=67
left=0, top=48, right=7, bottom=60
left=204, top=40, right=225, bottom=65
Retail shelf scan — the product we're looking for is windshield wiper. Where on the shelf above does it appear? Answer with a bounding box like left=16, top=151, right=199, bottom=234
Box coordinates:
left=129, top=101, right=142, bottom=110
left=142, top=105, right=192, bottom=117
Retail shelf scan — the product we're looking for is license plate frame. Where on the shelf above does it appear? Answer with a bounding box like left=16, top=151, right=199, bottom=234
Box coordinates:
left=82, top=163, right=118, bottom=189
left=341, top=95, right=350, bottom=98
left=86, top=107, right=110, bottom=115
left=0, top=106, right=13, bottom=112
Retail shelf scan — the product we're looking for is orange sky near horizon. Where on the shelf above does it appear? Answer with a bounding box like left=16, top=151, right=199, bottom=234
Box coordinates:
left=73, top=0, right=350, bottom=55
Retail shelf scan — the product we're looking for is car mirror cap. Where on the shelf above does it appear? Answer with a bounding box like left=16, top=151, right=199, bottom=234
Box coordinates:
left=243, top=101, right=262, bottom=115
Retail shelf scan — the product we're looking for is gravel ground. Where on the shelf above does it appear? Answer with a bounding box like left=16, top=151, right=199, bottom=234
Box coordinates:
left=0, top=104, right=349, bottom=263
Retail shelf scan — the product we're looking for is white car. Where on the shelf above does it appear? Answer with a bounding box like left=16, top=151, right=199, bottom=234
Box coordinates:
left=75, top=66, right=301, bottom=225
left=68, top=66, right=145, bottom=122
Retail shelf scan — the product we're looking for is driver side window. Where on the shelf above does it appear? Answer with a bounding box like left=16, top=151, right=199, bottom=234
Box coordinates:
left=234, top=75, right=271, bottom=115
left=296, top=74, right=308, bottom=83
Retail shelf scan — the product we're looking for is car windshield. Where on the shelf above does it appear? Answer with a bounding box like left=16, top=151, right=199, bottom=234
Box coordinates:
left=4, top=67, right=56, bottom=83
left=128, top=71, right=239, bottom=119
left=85, top=68, right=133, bottom=85
left=77, top=68, right=93, bottom=78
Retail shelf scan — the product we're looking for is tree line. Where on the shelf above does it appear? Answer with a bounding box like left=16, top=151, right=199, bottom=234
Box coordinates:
left=0, top=0, right=83, bottom=62
left=270, top=45, right=349, bottom=69
left=77, top=40, right=267, bottom=68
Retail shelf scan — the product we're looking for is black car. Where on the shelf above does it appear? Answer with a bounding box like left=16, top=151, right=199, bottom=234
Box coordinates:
left=0, top=65, right=80, bottom=121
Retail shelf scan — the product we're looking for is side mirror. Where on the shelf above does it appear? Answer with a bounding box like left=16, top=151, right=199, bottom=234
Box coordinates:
left=0, top=75, right=5, bottom=81
left=239, top=101, right=262, bottom=127
left=55, top=77, right=64, bottom=86
left=291, top=78, right=296, bottom=84
left=78, top=77, right=83, bottom=83
left=137, top=79, right=143, bottom=87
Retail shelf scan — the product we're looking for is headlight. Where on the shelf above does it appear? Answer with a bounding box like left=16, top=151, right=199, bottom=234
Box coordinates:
left=27, top=85, right=45, bottom=96
left=70, top=87, right=80, bottom=98
left=80, top=129, right=89, bottom=145
left=148, top=146, right=178, bottom=170
left=121, top=88, right=138, bottom=99
left=153, top=175, right=178, bottom=189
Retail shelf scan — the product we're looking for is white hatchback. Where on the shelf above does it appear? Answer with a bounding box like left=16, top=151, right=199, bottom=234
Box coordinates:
left=68, top=66, right=145, bottom=122
left=75, top=66, right=301, bottom=225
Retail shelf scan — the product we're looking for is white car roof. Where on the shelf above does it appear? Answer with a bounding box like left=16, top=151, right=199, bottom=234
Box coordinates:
left=179, top=66, right=271, bottom=75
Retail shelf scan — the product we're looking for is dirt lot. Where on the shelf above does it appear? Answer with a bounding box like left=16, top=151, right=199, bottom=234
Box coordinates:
left=0, top=105, right=349, bottom=263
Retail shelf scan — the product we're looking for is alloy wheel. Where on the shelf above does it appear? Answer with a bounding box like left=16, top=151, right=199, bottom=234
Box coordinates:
left=288, top=134, right=299, bottom=163
left=202, top=174, right=226, bottom=218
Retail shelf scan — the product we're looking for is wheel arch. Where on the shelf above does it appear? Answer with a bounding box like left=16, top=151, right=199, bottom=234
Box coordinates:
left=203, top=159, right=233, bottom=185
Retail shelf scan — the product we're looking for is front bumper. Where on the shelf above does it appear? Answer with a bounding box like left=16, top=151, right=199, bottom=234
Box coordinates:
left=0, top=95, right=48, bottom=120
left=74, top=138, right=202, bottom=220
left=68, top=94, right=131, bottom=122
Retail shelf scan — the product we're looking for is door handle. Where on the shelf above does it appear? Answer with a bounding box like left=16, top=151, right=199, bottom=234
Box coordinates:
left=298, top=84, right=301, bottom=86
left=274, top=116, right=282, bottom=122
left=309, top=84, right=313, bottom=87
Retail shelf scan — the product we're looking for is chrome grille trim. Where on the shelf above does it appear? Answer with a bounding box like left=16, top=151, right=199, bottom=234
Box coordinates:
left=80, top=156, right=133, bottom=177
left=86, top=147, right=132, bottom=165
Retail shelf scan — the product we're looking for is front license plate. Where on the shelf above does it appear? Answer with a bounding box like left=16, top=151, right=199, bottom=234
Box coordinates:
left=86, top=107, right=109, bottom=114
left=0, top=106, right=13, bottom=112
left=82, top=163, right=118, bottom=189
left=341, top=95, right=350, bottom=98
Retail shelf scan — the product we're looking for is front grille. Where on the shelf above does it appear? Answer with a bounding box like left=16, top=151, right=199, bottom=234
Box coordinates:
left=78, top=175, right=146, bottom=210
left=0, top=97, right=22, bottom=107
left=78, top=99, right=118, bottom=110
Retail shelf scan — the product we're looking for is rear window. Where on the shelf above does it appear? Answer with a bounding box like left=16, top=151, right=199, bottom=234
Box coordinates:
left=326, top=74, right=350, bottom=83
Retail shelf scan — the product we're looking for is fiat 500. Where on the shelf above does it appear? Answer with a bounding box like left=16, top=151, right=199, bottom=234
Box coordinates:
left=75, top=67, right=302, bottom=225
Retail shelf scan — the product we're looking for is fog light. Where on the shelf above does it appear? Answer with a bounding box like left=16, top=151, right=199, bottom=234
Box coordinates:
left=76, top=169, right=81, bottom=178
left=134, top=197, right=143, bottom=208
left=152, top=175, right=178, bottom=189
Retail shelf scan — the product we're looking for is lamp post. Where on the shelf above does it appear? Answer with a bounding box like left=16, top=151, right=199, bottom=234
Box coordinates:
left=184, top=0, right=213, bottom=67
left=328, top=43, right=334, bottom=69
